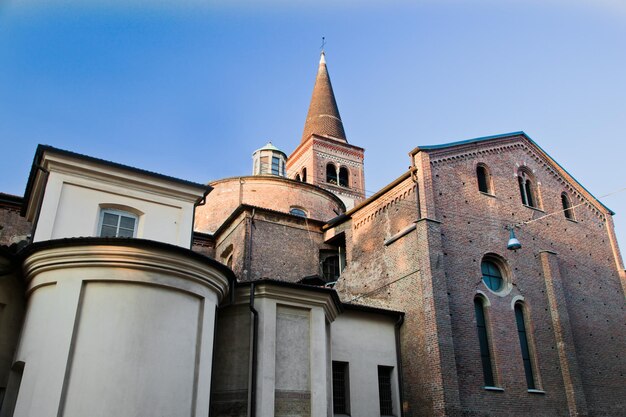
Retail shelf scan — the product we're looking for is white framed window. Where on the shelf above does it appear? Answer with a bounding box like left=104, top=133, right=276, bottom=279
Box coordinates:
left=98, top=209, right=138, bottom=238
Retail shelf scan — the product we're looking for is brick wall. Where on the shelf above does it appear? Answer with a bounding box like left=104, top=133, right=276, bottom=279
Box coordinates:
left=333, top=135, right=625, bottom=416
left=426, top=136, right=625, bottom=416
left=195, top=176, right=344, bottom=234
left=0, top=196, right=31, bottom=247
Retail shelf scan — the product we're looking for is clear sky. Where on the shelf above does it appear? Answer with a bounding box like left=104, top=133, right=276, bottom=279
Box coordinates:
left=1, top=0, right=625, bottom=250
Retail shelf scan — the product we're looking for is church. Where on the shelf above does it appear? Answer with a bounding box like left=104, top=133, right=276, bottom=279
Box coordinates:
left=0, top=52, right=624, bottom=417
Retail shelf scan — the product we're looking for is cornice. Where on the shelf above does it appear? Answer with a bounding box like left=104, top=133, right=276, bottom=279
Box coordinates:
left=425, top=137, right=608, bottom=219
left=22, top=240, right=232, bottom=300
left=233, top=281, right=341, bottom=322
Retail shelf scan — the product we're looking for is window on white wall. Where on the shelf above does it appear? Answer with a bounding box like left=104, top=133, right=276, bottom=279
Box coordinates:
left=99, top=209, right=137, bottom=238
left=332, top=361, right=350, bottom=415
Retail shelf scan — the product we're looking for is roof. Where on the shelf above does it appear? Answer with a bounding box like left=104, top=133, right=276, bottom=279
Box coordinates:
left=301, top=52, right=347, bottom=144
left=253, top=141, right=287, bottom=156
left=22, top=145, right=212, bottom=216
left=410, top=131, right=614, bottom=215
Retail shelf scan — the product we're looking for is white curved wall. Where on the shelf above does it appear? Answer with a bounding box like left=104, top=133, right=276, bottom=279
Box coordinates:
left=11, top=242, right=230, bottom=417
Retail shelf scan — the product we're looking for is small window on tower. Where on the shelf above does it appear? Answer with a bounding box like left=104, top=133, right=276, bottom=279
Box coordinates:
left=339, top=167, right=349, bottom=187
left=326, top=163, right=337, bottom=185
left=302, top=167, right=307, bottom=183
left=99, top=209, right=137, bottom=238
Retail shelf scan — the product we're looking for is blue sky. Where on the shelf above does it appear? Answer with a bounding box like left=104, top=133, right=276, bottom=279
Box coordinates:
left=1, top=1, right=625, bottom=250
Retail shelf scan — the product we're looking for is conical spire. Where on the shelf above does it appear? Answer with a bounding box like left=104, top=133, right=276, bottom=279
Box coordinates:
left=300, top=52, right=347, bottom=143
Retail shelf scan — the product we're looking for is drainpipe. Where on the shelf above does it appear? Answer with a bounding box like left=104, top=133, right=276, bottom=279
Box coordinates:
left=191, top=187, right=212, bottom=249
left=248, top=282, right=259, bottom=417
left=395, top=314, right=405, bottom=417
left=245, top=209, right=255, bottom=280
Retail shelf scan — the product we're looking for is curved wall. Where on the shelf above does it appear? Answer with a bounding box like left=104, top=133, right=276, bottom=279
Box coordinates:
left=10, top=240, right=231, bottom=417
left=195, top=176, right=345, bottom=234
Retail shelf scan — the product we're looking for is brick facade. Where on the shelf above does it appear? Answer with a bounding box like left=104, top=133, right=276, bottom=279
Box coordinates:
left=333, top=133, right=625, bottom=416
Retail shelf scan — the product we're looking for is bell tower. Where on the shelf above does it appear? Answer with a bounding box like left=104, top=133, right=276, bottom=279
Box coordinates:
left=286, top=52, right=365, bottom=210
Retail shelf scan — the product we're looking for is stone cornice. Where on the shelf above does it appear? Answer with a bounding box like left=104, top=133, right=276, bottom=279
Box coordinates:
left=233, top=281, right=342, bottom=322
left=22, top=240, right=232, bottom=300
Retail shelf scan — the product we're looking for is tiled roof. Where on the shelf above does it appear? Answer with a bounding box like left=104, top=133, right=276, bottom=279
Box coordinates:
left=301, top=52, right=347, bottom=144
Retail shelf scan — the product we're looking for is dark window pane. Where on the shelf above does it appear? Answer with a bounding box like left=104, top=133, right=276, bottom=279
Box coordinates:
left=102, top=213, right=119, bottom=227
left=481, top=260, right=502, bottom=291
left=322, top=255, right=340, bottom=281
left=339, top=167, right=349, bottom=187
left=118, top=228, right=134, bottom=238
left=120, top=216, right=135, bottom=229
left=378, top=366, right=393, bottom=415
left=100, top=225, right=118, bottom=237
left=525, top=180, right=535, bottom=207
left=474, top=298, right=495, bottom=387
left=326, top=164, right=337, bottom=184
left=477, top=166, right=489, bottom=193
left=332, top=362, right=348, bottom=414
left=518, top=175, right=527, bottom=205
left=271, top=156, right=280, bottom=175
left=302, top=168, right=307, bottom=182
left=515, top=304, right=535, bottom=389
left=562, top=194, right=573, bottom=219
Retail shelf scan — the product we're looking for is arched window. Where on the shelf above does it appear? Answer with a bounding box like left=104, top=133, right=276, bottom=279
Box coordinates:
left=474, top=297, right=495, bottom=387
left=326, top=163, right=337, bottom=185
left=476, top=164, right=492, bottom=194
left=481, top=260, right=503, bottom=292
left=514, top=303, right=536, bottom=389
left=289, top=207, right=307, bottom=217
left=517, top=169, right=538, bottom=208
left=295, top=173, right=301, bottom=182
left=302, top=167, right=307, bottom=183
left=561, top=192, right=574, bottom=220
left=339, top=167, right=349, bottom=187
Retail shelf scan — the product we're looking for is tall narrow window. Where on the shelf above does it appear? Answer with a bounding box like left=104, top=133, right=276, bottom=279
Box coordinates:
left=271, top=156, right=280, bottom=175
left=99, top=209, right=137, bottom=238
left=338, top=167, right=349, bottom=187
left=515, top=303, right=536, bottom=389
left=302, top=167, right=307, bottom=183
left=326, top=163, right=337, bottom=185
left=476, top=164, right=491, bottom=194
left=518, top=169, right=538, bottom=208
left=561, top=192, right=574, bottom=220
left=332, top=361, right=349, bottom=414
left=378, top=366, right=393, bottom=416
left=474, top=297, right=495, bottom=387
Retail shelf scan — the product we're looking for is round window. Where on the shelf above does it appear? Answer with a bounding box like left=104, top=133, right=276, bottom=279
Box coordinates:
left=481, top=260, right=503, bottom=291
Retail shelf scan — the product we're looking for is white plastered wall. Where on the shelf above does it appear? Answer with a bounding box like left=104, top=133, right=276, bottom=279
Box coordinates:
left=11, top=244, right=230, bottom=417
left=331, top=310, right=401, bottom=417
left=29, top=153, right=206, bottom=247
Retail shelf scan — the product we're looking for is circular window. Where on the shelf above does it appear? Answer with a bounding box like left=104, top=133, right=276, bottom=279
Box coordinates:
left=481, top=260, right=503, bottom=291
